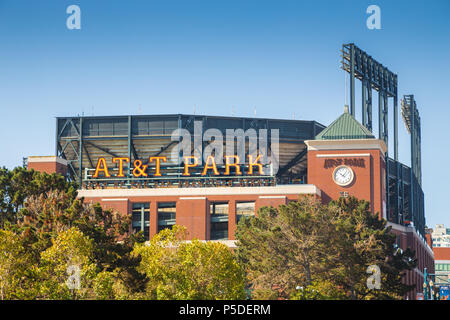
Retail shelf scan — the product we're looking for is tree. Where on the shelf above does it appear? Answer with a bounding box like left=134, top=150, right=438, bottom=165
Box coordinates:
left=0, top=166, right=147, bottom=299
left=37, top=227, right=98, bottom=299
left=18, top=189, right=147, bottom=297
left=235, top=196, right=339, bottom=299
left=327, top=197, right=416, bottom=299
left=0, top=166, right=77, bottom=228
left=235, top=195, right=417, bottom=300
left=0, top=229, right=36, bottom=300
left=132, top=225, right=247, bottom=300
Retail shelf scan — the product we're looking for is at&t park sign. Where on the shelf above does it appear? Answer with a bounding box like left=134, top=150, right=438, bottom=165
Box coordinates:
left=88, top=122, right=280, bottom=179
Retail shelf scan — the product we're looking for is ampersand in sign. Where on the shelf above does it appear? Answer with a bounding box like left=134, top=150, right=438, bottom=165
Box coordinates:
left=133, top=160, right=148, bottom=177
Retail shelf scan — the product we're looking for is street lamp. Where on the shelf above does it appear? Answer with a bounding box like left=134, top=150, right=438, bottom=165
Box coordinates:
left=430, top=280, right=435, bottom=300
left=424, top=268, right=428, bottom=300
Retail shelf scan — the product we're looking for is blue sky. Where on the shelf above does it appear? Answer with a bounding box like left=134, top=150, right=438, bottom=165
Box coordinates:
left=0, top=0, right=449, bottom=228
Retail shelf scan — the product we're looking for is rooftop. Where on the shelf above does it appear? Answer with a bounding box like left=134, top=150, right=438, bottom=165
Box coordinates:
left=315, top=105, right=375, bottom=140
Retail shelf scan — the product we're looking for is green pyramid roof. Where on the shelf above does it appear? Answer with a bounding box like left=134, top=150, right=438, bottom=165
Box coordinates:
left=315, top=106, right=375, bottom=140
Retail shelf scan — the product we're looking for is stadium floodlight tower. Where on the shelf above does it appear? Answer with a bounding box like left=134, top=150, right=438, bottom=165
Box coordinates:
left=341, top=43, right=399, bottom=161
left=401, top=95, right=422, bottom=226
left=401, top=95, right=422, bottom=186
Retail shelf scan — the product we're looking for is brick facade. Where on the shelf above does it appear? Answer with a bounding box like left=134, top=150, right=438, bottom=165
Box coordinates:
left=27, top=156, right=68, bottom=176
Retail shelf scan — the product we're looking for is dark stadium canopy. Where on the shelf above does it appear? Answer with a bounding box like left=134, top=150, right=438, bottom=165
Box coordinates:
left=56, top=114, right=326, bottom=184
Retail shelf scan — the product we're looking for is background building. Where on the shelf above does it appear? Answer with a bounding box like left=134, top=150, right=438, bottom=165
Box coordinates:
left=432, top=224, right=450, bottom=248
left=430, top=224, right=450, bottom=286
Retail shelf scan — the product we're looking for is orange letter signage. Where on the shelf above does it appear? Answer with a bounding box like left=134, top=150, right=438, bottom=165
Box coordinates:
left=202, top=156, right=219, bottom=176
left=149, top=156, right=167, bottom=176
left=112, top=157, right=129, bottom=177
left=248, top=155, right=263, bottom=175
left=93, top=157, right=111, bottom=178
left=183, top=156, right=198, bottom=176
left=132, top=160, right=148, bottom=177
left=224, top=155, right=242, bottom=175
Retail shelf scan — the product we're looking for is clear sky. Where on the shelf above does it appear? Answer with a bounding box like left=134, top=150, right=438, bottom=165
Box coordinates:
left=0, top=0, right=449, bottom=228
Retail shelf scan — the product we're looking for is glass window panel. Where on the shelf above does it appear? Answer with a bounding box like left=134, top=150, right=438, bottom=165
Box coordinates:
left=210, top=202, right=228, bottom=240
left=210, top=222, right=228, bottom=240
left=236, top=202, right=255, bottom=223
left=157, top=202, right=176, bottom=232
left=131, top=203, right=150, bottom=241
left=211, top=203, right=229, bottom=215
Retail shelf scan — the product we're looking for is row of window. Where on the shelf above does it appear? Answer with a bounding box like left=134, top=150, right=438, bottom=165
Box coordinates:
left=435, top=263, right=450, bottom=271
left=432, top=237, right=450, bottom=243
left=132, top=201, right=256, bottom=241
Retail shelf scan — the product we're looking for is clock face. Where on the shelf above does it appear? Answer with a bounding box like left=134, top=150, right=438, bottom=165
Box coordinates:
left=333, top=165, right=354, bottom=186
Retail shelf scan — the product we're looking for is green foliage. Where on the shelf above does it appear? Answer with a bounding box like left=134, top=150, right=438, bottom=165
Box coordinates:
left=37, top=227, right=98, bottom=299
left=0, top=166, right=77, bottom=228
left=290, top=280, right=348, bottom=300
left=0, top=166, right=145, bottom=300
left=0, top=166, right=419, bottom=300
left=327, top=197, right=416, bottom=299
left=93, top=270, right=118, bottom=300
left=235, top=196, right=339, bottom=299
left=235, top=196, right=417, bottom=300
left=132, top=225, right=246, bottom=300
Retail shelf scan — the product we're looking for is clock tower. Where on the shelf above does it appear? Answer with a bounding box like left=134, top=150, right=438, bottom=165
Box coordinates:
left=305, top=106, right=388, bottom=219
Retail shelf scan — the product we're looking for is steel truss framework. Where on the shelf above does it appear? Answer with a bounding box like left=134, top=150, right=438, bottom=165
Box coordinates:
left=341, top=43, right=425, bottom=237
left=401, top=95, right=422, bottom=185
left=341, top=43, right=398, bottom=159
left=387, top=158, right=425, bottom=236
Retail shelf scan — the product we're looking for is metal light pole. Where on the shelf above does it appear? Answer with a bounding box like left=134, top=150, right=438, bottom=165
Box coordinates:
left=430, top=280, right=434, bottom=300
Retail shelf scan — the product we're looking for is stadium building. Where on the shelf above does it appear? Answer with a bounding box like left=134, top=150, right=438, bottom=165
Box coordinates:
left=26, top=44, right=434, bottom=299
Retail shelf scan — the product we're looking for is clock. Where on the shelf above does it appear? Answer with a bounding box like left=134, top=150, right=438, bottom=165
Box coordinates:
left=332, top=165, right=354, bottom=186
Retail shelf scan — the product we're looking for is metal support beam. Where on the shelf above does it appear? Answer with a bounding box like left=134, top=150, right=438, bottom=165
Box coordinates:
left=78, top=117, right=83, bottom=186
left=383, top=93, right=389, bottom=145
left=128, top=116, right=132, bottom=182
left=83, top=144, right=94, bottom=168
left=84, top=141, right=119, bottom=158
left=394, top=90, right=398, bottom=161
left=276, top=148, right=307, bottom=177
left=154, top=141, right=177, bottom=157
left=362, top=78, right=373, bottom=131
left=342, top=43, right=397, bottom=158
left=350, top=44, right=356, bottom=117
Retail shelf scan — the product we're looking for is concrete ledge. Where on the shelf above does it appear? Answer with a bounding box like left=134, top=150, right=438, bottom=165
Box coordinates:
left=305, top=139, right=387, bottom=154
left=78, top=184, right=321, bottom=198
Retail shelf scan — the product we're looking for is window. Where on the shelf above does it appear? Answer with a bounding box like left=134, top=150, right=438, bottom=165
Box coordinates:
left=132, top=203, right=150, bottom=241
left=236, top=202, right=255, bottom=223
left=158, top=202, right=176, bottom=232
left=210, top=202, right=229, bottom=240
